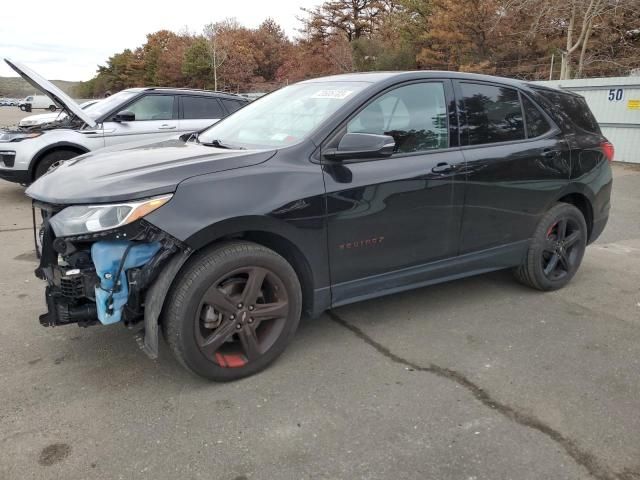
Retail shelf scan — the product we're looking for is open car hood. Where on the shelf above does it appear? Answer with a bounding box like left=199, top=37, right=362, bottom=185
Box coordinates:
left=4, top=58, right=96, bottom=128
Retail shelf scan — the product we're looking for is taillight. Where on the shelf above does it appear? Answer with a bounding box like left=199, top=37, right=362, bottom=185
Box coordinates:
left=601, top=141, right=614, bottom=162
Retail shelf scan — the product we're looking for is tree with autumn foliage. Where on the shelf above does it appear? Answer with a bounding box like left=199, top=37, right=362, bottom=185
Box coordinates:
left=508, top=0, right=639, bottom=79
left=301, top=0, right=389, bottom=41
left=252, top=19, right=291, bottom=82
left=75, top=1, right=639, bottom=98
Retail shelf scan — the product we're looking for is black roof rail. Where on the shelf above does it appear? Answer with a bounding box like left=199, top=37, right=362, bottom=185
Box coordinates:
left=144, top=87, right=245, bottom=98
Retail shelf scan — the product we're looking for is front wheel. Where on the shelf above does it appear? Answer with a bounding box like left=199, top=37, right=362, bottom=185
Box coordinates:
left=34, top=149, right=79, bottom=180
left=49, top=105, right=57, bottom=112
left=163, top=241, right=302, bottom=381
left=514, top=203, right=587, bottom=291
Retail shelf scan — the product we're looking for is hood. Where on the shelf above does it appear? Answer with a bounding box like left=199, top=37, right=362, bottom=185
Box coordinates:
left=19, top=112, right=65, bottom=127
left=4, top=58, right=96, bottom=128
left=26, top=138, right=276, bottom=205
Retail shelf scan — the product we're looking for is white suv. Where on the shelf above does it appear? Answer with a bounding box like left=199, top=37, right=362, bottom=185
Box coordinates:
left=0, top=59, right=248, bottom=184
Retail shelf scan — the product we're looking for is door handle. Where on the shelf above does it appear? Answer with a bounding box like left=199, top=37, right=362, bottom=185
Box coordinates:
left=158, top=124, right=176, bottom=130
left=432, top=162, right=457, bottom=174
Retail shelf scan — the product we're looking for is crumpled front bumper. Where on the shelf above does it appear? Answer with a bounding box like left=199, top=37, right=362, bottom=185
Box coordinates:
left=35, top=212, right=100, bottom=327
left=33, top=202, right=190, bottom=356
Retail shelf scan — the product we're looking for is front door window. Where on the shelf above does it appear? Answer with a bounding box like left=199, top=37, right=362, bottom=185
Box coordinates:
left=347, top=83, right=449, bottom=153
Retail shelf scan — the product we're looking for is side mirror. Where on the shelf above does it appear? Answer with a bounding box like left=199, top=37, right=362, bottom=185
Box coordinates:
left=113, top=110, right=135, bottom=122
left=324, top=133, right=395, bottom=162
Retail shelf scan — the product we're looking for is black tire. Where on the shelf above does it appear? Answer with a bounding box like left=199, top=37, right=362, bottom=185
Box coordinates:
left=49, top=105, right=57, bottom=112
left=34, top=149, right=79, bottom=180
left=163, top=241, right=302, bottom=381
left=514, top=203, right=587, bottom=291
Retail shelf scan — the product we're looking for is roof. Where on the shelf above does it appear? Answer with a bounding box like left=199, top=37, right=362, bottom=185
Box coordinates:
left=299, top=70, right=542, bottom=90
left=138, top=87, right=247, bottom=100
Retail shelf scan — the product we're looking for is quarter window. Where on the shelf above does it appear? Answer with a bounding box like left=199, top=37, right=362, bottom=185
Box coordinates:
left=182, top=96, right=225, bottom=119
left=126, top=95, right=175, bottom=121
left=536, top=90, right=600, bottom=134
left=459, top=83, right=524, bottom=145
left=522, top=95, right=551, bottom=138
left=347, top=82, right=449, bottom=154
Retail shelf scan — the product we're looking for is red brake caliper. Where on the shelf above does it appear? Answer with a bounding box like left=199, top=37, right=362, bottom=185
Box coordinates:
left=215, top=352, right=247, bottom=368
left=547, top=222, right=557, bottom=238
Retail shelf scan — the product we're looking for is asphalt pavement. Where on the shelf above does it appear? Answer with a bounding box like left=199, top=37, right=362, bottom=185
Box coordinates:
left=1, top=106, right=640, bottom=479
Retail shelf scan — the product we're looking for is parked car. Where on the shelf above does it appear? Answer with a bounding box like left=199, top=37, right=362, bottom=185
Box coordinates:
left=18, top=94, right=58, bottom=111
left=0, top=59, right=249, bottom=184
left=19, top=99, right=101, bottom=127
left=26, top=70, right=612, bottom=381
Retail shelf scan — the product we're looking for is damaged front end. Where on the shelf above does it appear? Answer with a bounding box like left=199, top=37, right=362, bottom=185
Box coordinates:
left=34, top=196, right=190, bottom=358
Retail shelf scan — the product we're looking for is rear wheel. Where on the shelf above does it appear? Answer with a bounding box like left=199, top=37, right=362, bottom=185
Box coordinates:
left=49, top=105, right=57, bottom=112
left=34, top=149, right=79, bottom=180
left=514, top=203, right=587, bottom=291
left=163, top=241, right=302, bottom=381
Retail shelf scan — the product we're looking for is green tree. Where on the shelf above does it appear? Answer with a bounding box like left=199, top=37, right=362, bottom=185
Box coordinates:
left=182, top=37, right=213, bottom=88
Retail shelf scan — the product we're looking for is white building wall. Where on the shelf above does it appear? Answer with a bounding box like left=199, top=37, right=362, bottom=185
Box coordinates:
left=534, top=77, right=640, bottom=164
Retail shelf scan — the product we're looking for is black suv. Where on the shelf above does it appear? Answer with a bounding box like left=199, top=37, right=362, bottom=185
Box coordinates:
left=26, top=71, right=612, bottom=381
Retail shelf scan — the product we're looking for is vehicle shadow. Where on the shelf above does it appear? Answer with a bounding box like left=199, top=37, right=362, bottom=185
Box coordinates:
left=52, top=268, right=529, bottom=390
left=45, top=309, right=344, bottom=390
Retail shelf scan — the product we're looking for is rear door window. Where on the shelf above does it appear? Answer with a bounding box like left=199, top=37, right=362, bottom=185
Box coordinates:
left=522, top=95, right=552, bottom=138
left=221, top=98, right=246, bottom=114
left=459, top=83, right=524, bottom=145
left=182, top=96, right=225, bottom=119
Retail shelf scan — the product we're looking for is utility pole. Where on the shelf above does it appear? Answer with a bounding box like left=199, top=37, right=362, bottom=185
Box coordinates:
left=549, top=53, right=555, bottom=80
left=213, top=48, right=217, bottom=91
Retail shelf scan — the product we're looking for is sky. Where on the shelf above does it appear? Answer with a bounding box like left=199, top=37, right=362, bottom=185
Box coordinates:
left=0, top=0, right=320, bottom=81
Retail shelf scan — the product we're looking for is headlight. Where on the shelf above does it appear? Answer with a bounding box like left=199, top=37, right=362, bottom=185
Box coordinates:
left=49, top=194, right=173, bottom=237
left=0, top=131, right=42, bottom=142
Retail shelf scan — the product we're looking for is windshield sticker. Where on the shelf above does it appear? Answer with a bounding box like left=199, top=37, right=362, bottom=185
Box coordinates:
left=311, top=89, right=353, bottom=100
left=270, top=133, right=290, bottom=141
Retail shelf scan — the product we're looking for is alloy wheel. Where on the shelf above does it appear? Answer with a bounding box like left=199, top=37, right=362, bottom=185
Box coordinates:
left=541, top=218, right=582, bottom=280
left=194, top=266, right=290, bottom=368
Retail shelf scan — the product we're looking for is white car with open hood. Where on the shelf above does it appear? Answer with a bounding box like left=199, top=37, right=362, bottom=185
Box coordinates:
left=18, top=100, right=101, bottom=127
left=0, top=59, right=248, bottom=184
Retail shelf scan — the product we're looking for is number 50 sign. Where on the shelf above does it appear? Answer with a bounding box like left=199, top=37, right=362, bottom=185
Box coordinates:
left=608, top=88, right=624, bottom=101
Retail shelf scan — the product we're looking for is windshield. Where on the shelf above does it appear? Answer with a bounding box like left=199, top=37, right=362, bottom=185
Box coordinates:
left=198, top=81, right=369, bottom=149
left=86, top=90, right=137, bottom=119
